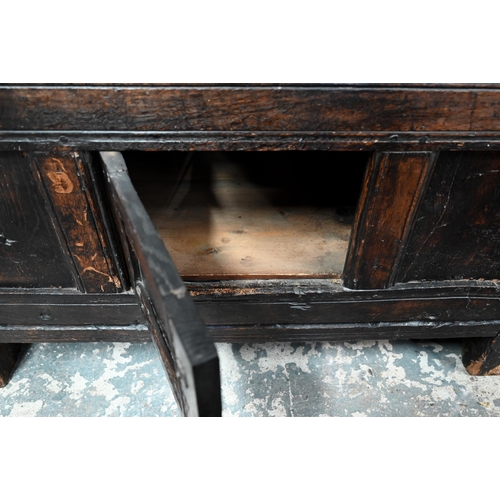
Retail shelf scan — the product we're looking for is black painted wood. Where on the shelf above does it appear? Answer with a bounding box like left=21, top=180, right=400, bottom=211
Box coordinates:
left=0, top=326, right=149, bottom=343
left=397, top=152, right=500, bottom=283
left=187, top=280, right=500, bottom=332
left=208, top=322, right=500, bottom=343
left=0, top=290, right=148, bottom=342
left=0, top=291, right=145, bottom=326
left=101, top=151, right=221, bottom=417
left=0, top=152, right=76, bottom=288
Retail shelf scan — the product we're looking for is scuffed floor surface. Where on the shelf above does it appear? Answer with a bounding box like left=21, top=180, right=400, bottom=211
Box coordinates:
left=1, top=340, right=500, bottom=416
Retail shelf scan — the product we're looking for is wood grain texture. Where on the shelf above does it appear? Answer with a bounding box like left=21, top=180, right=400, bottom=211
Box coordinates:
left=462, top=334, right=500, bottom=375
left=101, top=151, right=221, bottom=417
left=36, top=153, right=121, bottom=293
left=3, top=86, right=500, bottom=151
left=344, top=152, right=436, bottom=289
left=0, top=152, right=76, bottom=288
left=397, top=152, right=500, bottom=282
left=80, top=151, right=131, bottom=291
left=2, top=85, right=500, bottom=132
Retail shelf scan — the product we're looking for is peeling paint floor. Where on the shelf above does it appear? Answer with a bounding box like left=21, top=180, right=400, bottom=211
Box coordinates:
left=1, top=339, right=500, bottom=416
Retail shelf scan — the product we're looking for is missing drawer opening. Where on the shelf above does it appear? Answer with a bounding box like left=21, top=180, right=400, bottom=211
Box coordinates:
left=124, top=151, right=368, bottom=281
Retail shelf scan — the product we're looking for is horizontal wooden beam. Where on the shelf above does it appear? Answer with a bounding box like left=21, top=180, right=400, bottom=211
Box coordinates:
left=189, top=279, right=500, bottom=327
left=2, top=86, right=500, bottom=133
left=208, top=321, right=500, bottom=343
left=0, top=292, right=145, bottom=327
left=0, top=326, right=149, bottom=343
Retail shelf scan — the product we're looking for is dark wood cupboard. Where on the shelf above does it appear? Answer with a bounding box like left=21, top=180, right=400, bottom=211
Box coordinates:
left=1, top=84, right=500, bottom=415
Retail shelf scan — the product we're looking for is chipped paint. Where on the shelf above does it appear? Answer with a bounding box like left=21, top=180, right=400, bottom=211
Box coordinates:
left=1, top=340, right=500, bottom=416
left=0, top=234, right=17, bottom=246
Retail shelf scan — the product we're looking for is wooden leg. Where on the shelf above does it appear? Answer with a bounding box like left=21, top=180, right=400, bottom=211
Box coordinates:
left=0, top=344, right=25, bottom=388
left=462, top=335, right=500, bottom=376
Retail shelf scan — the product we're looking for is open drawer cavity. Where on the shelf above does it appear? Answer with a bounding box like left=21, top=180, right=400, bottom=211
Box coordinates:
left=122, top=151, right=368, bottom=281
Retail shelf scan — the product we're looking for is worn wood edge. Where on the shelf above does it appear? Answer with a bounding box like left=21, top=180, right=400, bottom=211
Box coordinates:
left=74, top=152, right=124, bottom=291
left=0, top=304, right=145, bottom=326
left=0, top=291, right=139, bottom=304
left=5, top=132, right=500, bottom=152
left=462, top=335, right=500, bottom=376
left=0, top=292, right=145, bottom=328
left=343, top=152, right=378, bottom=288
left=80, top=151, right=131, bottom=290
left=4, top=84, right=500, bottom=89
left=0, top=325, right=149, bottom=343
left=135, top=282, right=221, bottom=416
left=207, top=321, right=500, bottom=342
left=186, top=278, right=500, bottom=299
left=135, top=282, right=187, bottom=414
left=195, top=298, right=500, bottom=326
left=189, top=279, right=500, bottom=326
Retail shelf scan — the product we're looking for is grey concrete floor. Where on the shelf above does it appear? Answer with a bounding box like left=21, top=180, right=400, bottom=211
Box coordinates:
left=1, top=339, right=499, bottom=416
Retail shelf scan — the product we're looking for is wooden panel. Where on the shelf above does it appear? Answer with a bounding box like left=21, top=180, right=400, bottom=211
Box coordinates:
left=2, top=86, right=500, bottom=133
left=129, top=151, right=366, bottom=280
left=102, top=151, right=221, bottom=417
left=36, top=153, right=121, bottom=293
left=397, top=152, right=500, bottom=282
left=344, top=152, right=436, bottom=289
left=78, top=151, right=130, bottom=291
left=0, top=152, right=76, bottom=288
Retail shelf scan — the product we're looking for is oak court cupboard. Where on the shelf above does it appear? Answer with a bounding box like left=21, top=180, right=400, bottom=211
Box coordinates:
left=1, top=84, right=500, bottom=416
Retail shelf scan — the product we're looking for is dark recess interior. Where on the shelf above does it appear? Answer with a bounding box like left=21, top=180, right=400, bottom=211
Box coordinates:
left=124, top=151, right=369, bottom=280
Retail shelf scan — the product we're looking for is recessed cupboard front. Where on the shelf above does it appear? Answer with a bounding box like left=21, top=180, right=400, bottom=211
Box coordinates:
left=1, top=84, right=500, bottom=416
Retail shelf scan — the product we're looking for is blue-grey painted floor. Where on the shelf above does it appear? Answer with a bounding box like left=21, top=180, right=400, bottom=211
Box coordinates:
left=1, top=339, right=500, bottom=416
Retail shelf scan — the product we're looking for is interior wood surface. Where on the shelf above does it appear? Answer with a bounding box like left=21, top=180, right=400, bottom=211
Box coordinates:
left=128, top=152, right=366, bottom=280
